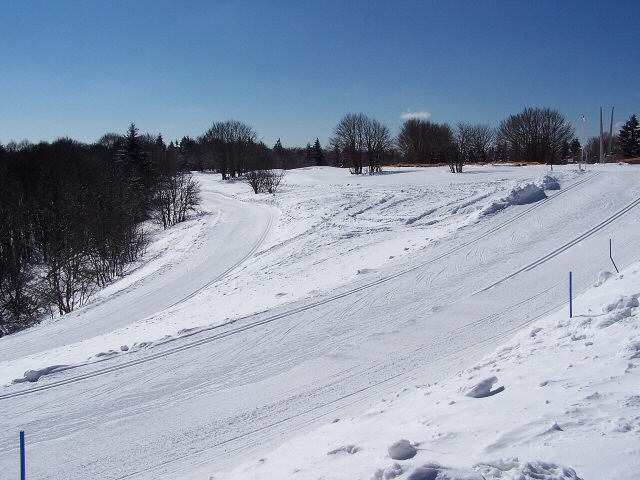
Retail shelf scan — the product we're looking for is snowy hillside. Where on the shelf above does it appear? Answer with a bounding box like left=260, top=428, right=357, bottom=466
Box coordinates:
left=222, top=262, right=640, bottom=480
left=1, top=164, right=639, bottom=480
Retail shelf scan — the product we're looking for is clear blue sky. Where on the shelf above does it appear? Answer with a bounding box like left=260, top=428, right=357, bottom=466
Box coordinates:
left=1, top=0, right=638, bottom=149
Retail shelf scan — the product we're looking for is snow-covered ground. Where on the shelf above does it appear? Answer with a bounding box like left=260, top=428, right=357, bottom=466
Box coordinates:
left=223, top=262, right=640, bottom=480
left=1, top=164, right=639, bottom=479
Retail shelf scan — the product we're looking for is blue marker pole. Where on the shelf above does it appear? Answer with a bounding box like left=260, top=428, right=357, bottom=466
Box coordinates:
left=569, top=272, right=573, bottom=318
left=610, top=239, right=619, bottom=273
left=20, top=431, right=25, bottom=480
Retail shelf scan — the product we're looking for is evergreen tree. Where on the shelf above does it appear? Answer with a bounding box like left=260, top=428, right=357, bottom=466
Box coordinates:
left=312, top=138, right=325, bottom=166
left=273, top=138, right=284, bottom=157
left=122, top=123, right=143, bottom=164
left=305, top=142, right=313, bottom=166
left=155, top=133, right=166, bottom=150
left=570, top=138, right=581, bottom=162
left=619, top=114, right=640, bottom=158
left=561, top=141, right=570, bottom=162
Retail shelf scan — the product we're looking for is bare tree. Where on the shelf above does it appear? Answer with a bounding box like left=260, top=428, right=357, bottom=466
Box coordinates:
left=469, top=124, right=495, bottom=163
left=245, top=169, right=286, bottom=194
left=330, top=113, right=366, bottom=174
left=396, top=119, right=455, bottom=165
left=200, top=120, right=259, bottom=179
left=452, top=123, right=474, bottom=172
left=497, top=108, right=574, bottom=165
left=584, top=134, right=619, bottom=163
left=153, top=147, right=201, bottom=229
left=363, top=118, right=392, bottom=172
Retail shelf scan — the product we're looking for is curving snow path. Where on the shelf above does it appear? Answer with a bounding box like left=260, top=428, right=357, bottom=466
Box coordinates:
left=0, top=184, right=276, bottom=382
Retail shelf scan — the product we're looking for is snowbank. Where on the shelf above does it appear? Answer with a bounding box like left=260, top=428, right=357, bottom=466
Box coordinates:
left=480, top=182, right=548, bottom=216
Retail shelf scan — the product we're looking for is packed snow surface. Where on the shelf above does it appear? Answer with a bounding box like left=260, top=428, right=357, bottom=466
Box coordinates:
left=223, top=262, right=640, bottom=479
left=1, top=164, right=639, bottom=479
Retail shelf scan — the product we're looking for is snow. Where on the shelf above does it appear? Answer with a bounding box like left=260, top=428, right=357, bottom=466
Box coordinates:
left=224, top=263, right=640, bottom=480
left=537, top=173, right=561, bottom=191
left=220, top=259, right=640, bottom=480
left=464, top=376, right=504, bottom=398
left=1, top=164, right=640, bottom=480
left=480, top=181, right=546, bottom=216
left=388, top=439, right=418, bottom=460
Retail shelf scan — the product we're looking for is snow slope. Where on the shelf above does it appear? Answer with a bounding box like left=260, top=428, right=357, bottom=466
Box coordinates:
left=0, top=190, right=275, bottom=384
left=1, top=164, right=639, bottom=479
left=221, top=262, right=640, bottom=480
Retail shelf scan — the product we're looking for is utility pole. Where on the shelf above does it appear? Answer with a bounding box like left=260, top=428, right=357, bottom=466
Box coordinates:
left=599, top=107, right=604, bottom=164
left=608, top=107, right=615, bottom=159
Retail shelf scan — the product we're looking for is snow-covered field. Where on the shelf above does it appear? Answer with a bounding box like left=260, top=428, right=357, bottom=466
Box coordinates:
left=1, top=164, right=639, bottom=479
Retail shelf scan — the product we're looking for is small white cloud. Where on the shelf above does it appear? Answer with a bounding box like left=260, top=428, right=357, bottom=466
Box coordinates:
left=401, top=110, right=431, bottom=120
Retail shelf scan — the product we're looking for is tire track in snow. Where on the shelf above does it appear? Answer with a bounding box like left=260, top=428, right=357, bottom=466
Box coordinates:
left=0, top=172, right=600, bottom=400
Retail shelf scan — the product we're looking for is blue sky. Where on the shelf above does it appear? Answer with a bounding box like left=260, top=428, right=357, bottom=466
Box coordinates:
left=1, top=0, right=638, bottom=149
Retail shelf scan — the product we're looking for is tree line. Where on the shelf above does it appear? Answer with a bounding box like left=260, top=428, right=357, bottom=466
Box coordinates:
left=330, top=109, right=639, bottom=173
left=139, top=108, right=638, bottom=181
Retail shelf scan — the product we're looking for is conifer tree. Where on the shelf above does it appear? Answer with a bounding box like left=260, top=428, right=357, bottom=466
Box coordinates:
left=305, top=142, right=313, bottom=166
left=618, top=114, right=640, bottom=158
left=312, top=138, right=325, bottom=166
left=155, top=133, right=166, bottom=150
left=273, top=138, right=284, bottom=157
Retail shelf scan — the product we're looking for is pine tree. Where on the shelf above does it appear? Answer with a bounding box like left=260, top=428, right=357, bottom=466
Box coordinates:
left=570, top=138, right=581, bottom=162
left=122, top=123, right=148, bottom=165
left=312, top=138, right=325, bottom=166
left=619, top=114, right=640, bottom=158
left=273, top=138, right=284, bottom=157
left=561, top=141, right=570, bottom=162
left=155, top=133, right=166, bottom=150
left=305, top=142, right=313, bottom=166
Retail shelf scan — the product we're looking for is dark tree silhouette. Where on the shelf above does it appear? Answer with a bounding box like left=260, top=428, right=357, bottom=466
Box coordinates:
left=497, top=108, right=574, bottom=165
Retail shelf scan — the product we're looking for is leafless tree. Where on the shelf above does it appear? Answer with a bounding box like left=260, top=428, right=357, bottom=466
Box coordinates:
left=330, top=113, right=366, bottom=174
left=331, top=114, right=392, bottom=174
left=200, top=120, right=259, bottom=179
left=245, top=169, right=286, bottom=194
left=154, top=174, right=201, bottom=228
left=363, top=118, right=392, bottom=172
left=583, top=134, right=619, bottom=163
left=396, top=119, right=455, bottom=165
left=497, top=107, right=574, bottom=165
left=452, top=123, right=474, bottom=172
left=153, top=147, right=201, bottom=229
left=469, top=124, right=495, bottom=163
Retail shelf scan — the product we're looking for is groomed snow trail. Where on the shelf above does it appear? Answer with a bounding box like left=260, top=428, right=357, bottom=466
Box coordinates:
left=0, top=187, right=275, bottom=382
left=1, top=166, right=639, bottom=480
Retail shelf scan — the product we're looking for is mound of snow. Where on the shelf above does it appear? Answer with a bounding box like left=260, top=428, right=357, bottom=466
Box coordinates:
left=388, top=439, right=417, bottom=460
left=474, top=460, right=583, bottom=479
left=595, top=294, right=639, bottom=328
left=465, top=376, right=505, bottom=398
left=505, top=183, right=546, bottom=205
left=480, top=183, right=546, bottom=216
left=14, top=365, right=69, bottom=383
left=601, top=295, right=639, bottom=314
left=407, top=462, right=484, bottom=480
left=594, top=271, right=613, bottom=287
left=328, top=445, right=359, bottom=455
left=372, top=463, right=403, bottom=479
left=536, top=174, right=560, bottom=191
